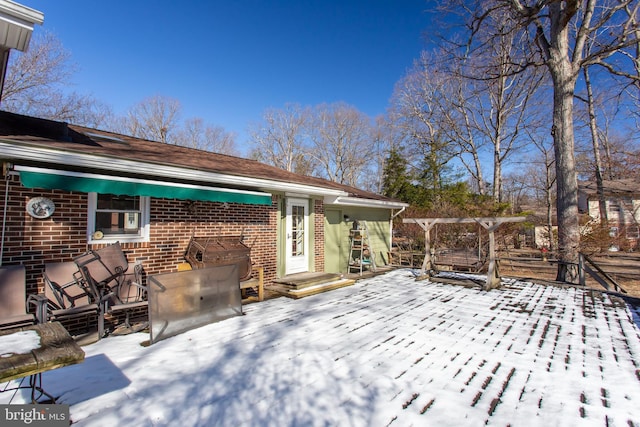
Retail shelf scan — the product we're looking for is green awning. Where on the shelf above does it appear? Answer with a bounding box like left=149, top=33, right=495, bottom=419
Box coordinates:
left=17, top=166, right=272, bottom=205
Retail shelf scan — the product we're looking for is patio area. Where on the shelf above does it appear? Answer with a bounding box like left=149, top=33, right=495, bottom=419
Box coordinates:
left=3, top=268, right=640, bottom=426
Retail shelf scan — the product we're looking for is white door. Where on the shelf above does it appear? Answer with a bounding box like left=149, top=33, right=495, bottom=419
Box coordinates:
left=285, top=198, right=309, bottom=275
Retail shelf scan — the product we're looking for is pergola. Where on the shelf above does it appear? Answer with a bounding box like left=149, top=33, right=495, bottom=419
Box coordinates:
left=402, top=217, right=528, bottom=291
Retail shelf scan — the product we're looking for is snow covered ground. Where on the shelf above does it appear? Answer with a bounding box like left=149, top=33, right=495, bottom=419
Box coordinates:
left=3, top=269, right=640, bottom=426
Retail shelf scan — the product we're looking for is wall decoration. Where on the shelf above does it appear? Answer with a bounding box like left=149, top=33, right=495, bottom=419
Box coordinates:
left=26, top=197, right=55, bottom=219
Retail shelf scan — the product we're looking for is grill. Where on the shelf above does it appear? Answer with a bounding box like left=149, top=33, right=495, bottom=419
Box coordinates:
left=184, top=236, right=252, bottom=280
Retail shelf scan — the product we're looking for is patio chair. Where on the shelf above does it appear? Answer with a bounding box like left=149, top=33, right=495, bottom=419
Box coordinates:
left=0, top=265, right=35, bottom=330
left=74, top=241, right=130, bottom=293
left=30, top=262, right=100, bottom=336
left=74, top=242, right=148, bottom=336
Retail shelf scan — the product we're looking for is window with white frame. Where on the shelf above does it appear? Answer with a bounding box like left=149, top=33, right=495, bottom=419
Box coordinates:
left=626, top=226, right=640, bottom=239
left=88, top=193, right=150, bottom=243
left=607, top=200, right=620, bottom=216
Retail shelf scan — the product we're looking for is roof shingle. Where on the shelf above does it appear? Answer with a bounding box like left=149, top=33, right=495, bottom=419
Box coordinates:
left=0, top=111, right=400, bottom=203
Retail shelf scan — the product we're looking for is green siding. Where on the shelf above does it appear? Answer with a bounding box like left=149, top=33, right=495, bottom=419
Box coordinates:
left=324, top=207, right=392, bottom=274
left=324, top=209, right=349, bottom=273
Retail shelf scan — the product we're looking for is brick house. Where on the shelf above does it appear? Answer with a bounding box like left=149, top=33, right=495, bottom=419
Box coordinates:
left=0, top=111, right=408, bottom=300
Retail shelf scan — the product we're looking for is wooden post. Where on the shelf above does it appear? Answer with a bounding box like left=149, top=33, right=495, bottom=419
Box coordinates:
left=422, top=224, right=431, bottom=275
left=478, top=220, right=501, bottom=291
left=405, top=218, right=438, bottom=278
left=403, top=216, right=527, bottom=290
left=578, top=254, right=585, bottom=286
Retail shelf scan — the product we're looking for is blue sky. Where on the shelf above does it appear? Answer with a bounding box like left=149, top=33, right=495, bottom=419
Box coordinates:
left=22, top=1, right=435, bottom=147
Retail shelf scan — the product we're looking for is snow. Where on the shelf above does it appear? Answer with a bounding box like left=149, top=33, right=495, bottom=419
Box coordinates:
left=2, top=269, right=640, bottom=426
left=0, top=330, right=40, bottom=358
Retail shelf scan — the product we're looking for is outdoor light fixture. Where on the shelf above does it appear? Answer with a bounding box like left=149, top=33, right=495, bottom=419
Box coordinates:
left=343, top=215, right=350, bottom=222
left=185, top=200, right=196, bottom=214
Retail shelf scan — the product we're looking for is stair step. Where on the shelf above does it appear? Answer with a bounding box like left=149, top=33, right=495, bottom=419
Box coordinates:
left=273, top=273, right=342, bottom=290
left=269, top=279, right=356, bottom=299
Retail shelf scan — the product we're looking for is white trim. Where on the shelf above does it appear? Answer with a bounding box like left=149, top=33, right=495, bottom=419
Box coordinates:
left=284, top=192, right=311, bottom=199
left=392, top=206, right=407, bottom=219
left=0, top=0, right=44, bottom=25
left=0, top=0, right=44, bottom=51
left=325, top=195, right=409, bottom=209
left=285, top=198, right=310, bottom=275
left=87, top=193, right=150, bottom=244
left=2, top=141, right=347, bottom=197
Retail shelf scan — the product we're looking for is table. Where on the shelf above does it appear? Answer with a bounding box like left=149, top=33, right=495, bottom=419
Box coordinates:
left=0, top=322, right=85, bottom=403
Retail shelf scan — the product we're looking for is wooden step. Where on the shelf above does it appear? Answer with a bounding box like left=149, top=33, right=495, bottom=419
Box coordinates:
left=273, top=272, right=343, bottom=290
left=269, top=278, right=356, bottom=299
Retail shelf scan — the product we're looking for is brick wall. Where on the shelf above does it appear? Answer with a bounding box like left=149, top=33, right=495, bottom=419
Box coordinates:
left=1, top=175, right=89, bottom=295
left=1, top=175, right=280, bottom=298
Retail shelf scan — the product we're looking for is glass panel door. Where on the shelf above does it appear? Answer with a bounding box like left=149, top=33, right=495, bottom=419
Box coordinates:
left=285, top=198, right=309, bottom=274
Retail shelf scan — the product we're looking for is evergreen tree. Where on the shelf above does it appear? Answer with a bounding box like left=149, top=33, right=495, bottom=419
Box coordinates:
left=382, top=148, right=414, bottom=201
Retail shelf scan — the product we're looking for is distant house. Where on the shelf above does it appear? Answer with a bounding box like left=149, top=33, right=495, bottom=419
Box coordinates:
left=0, top=112, right=408, bottom=297
left=578, top=179, right=640, bottom=250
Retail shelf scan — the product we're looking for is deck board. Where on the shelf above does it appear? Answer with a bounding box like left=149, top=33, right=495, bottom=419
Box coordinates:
left=10, top=269, right=640, bottom=426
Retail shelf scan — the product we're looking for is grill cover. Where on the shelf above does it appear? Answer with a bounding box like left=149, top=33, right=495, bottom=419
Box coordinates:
left=184, top=236, right=252, bottom=280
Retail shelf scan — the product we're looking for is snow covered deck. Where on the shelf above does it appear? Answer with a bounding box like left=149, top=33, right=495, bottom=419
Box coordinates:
left=4, top=269, right=640, bottom=426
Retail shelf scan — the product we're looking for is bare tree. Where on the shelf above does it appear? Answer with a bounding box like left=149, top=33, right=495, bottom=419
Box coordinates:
left=176, top=117, right=239, bottom=155
left=2, top=31, right=113, bottom=127
left=248, top=103, right=312, bottom=174
left=441, top=68, right=488, bottom=196
left=530, top=130, right=557, bottom=251
left=117, top=95, right=182, bottom=144
left=389, top=56, right=458, bottom=194
left=577, top=64, right=611, bottom=223
left=365, top=114, right=402, bottom=193
left=470, top=26, right=543, bottom=203
left=307, top=102, right=373, bottom=187
left=446, top=0, right=640, bottom=282
left=2, top=32, right=72, bottom=105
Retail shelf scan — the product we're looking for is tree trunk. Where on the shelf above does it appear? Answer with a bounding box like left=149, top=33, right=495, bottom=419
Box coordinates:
left=493, top=146, right=502, bottom=203
left=492, top=75, right=506, bottom=203
left=545, top=1, right=582, bottom=283
left=551, top=71, right=580, bottom=282
left=473, top=150, right=486, bottom=195
left=545, top=151, right=556, bottom=252
left=583, top=67, right=608, bottom=223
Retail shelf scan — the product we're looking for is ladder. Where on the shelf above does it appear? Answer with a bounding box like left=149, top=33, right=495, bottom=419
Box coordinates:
left=348, top=221, right=376, bottom=275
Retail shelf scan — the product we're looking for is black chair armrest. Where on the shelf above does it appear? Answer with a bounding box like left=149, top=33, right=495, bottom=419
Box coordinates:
left=27, top=294, right=49, bottom=324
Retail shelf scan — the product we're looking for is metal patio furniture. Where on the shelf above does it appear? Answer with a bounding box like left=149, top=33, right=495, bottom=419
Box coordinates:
left=73, top=242, right=148, bottom=337
left=0, top=265, right=35, bottom=330
left=0, top=322, right=84, bottom=403
left=29, top=262, right=100, bottom=336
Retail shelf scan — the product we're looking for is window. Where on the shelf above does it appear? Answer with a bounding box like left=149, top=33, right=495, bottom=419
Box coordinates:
left=88, top=193, right=150, bottom=243
left=626, top=226, right=640, bottom=240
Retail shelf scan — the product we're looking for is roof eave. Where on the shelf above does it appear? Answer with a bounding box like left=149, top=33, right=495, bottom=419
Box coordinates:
left=0, top=0, right=44, bottom=51
left=0, top=140, right=348, bottom=198
left=325, top=195, right=409, bottom=209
